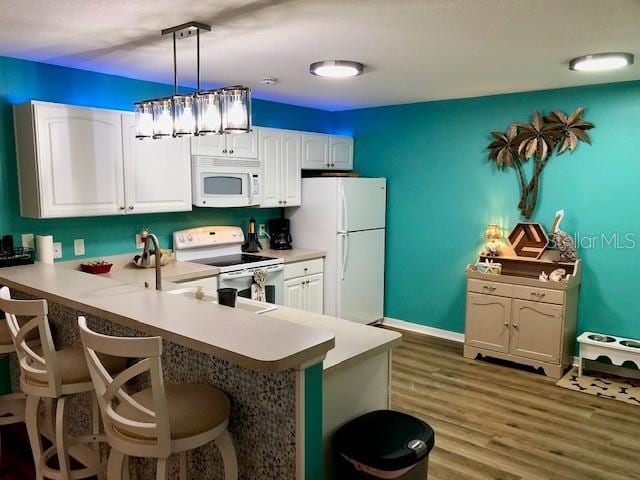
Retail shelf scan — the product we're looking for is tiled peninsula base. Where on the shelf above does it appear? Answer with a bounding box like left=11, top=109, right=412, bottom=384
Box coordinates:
left=9, top=290, right=299, bottom=480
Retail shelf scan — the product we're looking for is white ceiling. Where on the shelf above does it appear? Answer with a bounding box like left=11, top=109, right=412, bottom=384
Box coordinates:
left=0, top=0, right=639, bottom=111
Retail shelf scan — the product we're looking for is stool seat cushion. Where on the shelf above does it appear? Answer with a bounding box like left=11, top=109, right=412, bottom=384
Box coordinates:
left=26, top=347, right=127, bottom=386
left=0, top=318, right=39, bottom=346
left=116, top=384, right=231, bottom=440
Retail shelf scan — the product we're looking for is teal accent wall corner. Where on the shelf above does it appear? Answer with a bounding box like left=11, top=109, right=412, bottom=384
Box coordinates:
left=335, top=81, right=640, bottom=340
left=304, top=363, right=323, bottom=480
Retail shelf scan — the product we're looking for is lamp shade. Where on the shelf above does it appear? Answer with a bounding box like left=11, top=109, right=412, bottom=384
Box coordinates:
left=134, top=102, right=154, bottom=139
left=484, top=224, right=502, bottom=240
left=221, top=86, right=251, bottom=133
left=173, top=94, right=197, bottom=137
left=152, top=98, right=173, bottom=138
left=196, top=90, right=223, bottom=135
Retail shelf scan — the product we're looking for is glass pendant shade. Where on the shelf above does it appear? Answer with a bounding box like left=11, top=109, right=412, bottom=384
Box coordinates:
left=134, top=102, right=154, bottom=139
left=221, top=87, right=251, bottom=133
left=196, top=90, right=223, bottom=135
left=152, top=98, right=174, bottom=138
left=173, top=94, right=196, bottom=136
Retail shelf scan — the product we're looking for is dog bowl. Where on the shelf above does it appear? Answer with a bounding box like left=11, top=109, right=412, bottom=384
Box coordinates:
left=588, top=334, right=616, bottom=343
left=620, top=340, right=640, bottom=349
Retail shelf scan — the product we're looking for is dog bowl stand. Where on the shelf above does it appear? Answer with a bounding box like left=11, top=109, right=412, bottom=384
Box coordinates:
left=577, top=332, right=640, bottom=377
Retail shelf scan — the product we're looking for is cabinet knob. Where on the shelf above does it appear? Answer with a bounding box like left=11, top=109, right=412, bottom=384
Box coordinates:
left=119, top=206, right=125, bottom=210
left=222, top=149, right=228, bottom=153
left=504, top=322, right=509, bottom=327
left=128, top=206, right=134, bottom=210
left=483, top=285, right=496, bottom=292
left=278, top=200, right=283, bottom=204
left=513, top=324, right=519, bottom=329
left=283, top=200, right=287, bottom=204
left=229, top=149, right=234, bottom=154
left=306, top=280, right=310, bottom=285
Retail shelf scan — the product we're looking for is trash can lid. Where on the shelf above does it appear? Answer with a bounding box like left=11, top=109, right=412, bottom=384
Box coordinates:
left=334, top=410, right=435, bottom=472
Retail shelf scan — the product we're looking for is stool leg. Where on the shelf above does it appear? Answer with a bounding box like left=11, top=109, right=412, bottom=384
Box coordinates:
left=214, top=430, right=238, bottom=480
left=107, top=448, right=125, bottom=480
left=25, top=395, right=44, bottom=480
left=123, top=455, right=130, bottom=480
left=156, top=457, right=168, bottom=480
left=179, top=451, right=187, bottom=479
left=578, top=356, right=583, bottom=376
left=55, top=396, right=71, bottom=479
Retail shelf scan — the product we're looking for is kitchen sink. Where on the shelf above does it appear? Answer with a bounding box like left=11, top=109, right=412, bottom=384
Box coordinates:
left=166, top=287, right=278, bottom=315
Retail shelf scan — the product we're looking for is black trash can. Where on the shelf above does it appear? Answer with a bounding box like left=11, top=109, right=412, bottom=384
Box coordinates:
left=334, top=410, right=435, bottom=479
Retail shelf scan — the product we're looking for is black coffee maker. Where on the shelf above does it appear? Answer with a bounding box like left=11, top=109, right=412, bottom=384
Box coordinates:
left=268, top=215, right=293, bottom=250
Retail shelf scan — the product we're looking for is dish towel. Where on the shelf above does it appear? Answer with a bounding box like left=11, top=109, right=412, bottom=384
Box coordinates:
left=251, top=269, right=267, bottom=302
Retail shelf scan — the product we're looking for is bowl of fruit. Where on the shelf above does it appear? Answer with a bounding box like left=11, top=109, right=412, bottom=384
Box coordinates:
left=80, top=260, right=113, bottom=274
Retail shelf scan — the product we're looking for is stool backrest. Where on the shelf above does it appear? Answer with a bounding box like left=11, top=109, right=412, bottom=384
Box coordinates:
left=0, top=286, right=61, bottom=396
left=78, top=316, right=171, bottom=456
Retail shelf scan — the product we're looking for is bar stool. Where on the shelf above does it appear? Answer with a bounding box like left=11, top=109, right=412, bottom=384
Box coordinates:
left=78, top=316, right=238, bottom=480
left=0, top=312, right=40, bottom=461
left=0, top=287, right=127, bottom=480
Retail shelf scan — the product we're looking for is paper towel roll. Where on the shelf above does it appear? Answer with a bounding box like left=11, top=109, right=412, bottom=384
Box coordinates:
left=36, top=235, right=54, bottom=264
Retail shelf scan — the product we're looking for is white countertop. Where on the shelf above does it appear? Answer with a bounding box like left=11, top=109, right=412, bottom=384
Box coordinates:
left=0, top=263, right=334, bottom=373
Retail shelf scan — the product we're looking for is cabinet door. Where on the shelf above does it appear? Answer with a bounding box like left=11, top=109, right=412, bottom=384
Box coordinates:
left=305, top=273, right=324, bottom=314
left=281, top=132, right=302, bottom=206
left=330, top=136, right=353, bottom=170
left=301, top=133, right=329, bottom=169
left=34, top=103, right=125, bottom=217
left=190, top=134, right=226, bottom=156
left=465, top=293, right=511, bottom=353
left=259, top=128, right=281, bottom=208
left=510, top=300, right=563, bottom=363
left=226, top=130, right=258, bottom=159
left=284, top=278, right=305, bottom=310
left=122, top=115, right=192, bottom=214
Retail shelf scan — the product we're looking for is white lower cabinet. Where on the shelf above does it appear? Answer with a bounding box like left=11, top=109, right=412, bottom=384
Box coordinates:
left=259, top=128, right=301, bottom=207
left=14, top=101, right=192, bottom=218
left=283, top=259, right=324, bottom=313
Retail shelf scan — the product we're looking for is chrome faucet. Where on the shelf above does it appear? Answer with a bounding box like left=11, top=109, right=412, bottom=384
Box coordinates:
left=142, top=232, right=162, bottom=291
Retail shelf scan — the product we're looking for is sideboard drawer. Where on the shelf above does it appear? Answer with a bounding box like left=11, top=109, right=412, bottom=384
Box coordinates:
left=513, top=285, right=564, bottom=305
left=468, top=279, right=513, bottom=297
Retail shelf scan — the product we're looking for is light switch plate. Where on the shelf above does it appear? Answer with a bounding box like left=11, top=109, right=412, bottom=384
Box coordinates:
left=135, top=234, right=144, bottom=249
left=21, top=233, right=34, bottom=249
left=74, top=239, right=85, bottom=256
left=53, top=242, right=62, bottom=259
left=258, top=224, right=266, bottom=237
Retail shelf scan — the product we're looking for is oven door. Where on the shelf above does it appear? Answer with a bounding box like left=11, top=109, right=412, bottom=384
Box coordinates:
left=218, top=266, right=284, bottom=305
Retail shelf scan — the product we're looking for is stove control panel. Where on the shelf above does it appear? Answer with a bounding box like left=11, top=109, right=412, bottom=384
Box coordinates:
left=173, top=226, right=245, bottom=250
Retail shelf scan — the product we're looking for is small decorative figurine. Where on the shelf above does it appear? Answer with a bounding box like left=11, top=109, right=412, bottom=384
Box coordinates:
left=549, top=268, right=567, bottom=282
left=550, top=210, right=578, bottom=262
left=539, top=271, right=549, bottom=282
left=483, top=223, right=502, bottom=256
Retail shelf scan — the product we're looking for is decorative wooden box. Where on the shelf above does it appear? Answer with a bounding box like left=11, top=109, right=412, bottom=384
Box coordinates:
left=464, top=252, right=581, bottom=378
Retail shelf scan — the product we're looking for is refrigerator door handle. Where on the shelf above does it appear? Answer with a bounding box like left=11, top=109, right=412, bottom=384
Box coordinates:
left=341, top=184, right=348, bottom=233
left=340, top=232, right=349, bottom=280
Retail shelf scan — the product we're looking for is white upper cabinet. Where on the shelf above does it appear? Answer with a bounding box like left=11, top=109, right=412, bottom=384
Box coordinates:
left=302, top=133, right=353, bottom=170
left=14, top=102, right=126, bottom=218
left=301, top=133, right=330, bottom=169
left=14, top=101, right=193, bottom=218
left=121, top=114, right=192, bottom=214
left=259, top=128, right=301, bottom=208
left=330, top=135, right=354, bottom=170
left=191, top=130, right=258, bottom=159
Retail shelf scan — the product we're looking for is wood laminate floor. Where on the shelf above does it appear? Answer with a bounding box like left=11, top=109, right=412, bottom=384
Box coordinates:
left=389, top=330, right=640, bottom=480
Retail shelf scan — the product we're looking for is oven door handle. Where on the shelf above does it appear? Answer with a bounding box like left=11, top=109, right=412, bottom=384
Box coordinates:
left=219, top=265, right=283, bottom=280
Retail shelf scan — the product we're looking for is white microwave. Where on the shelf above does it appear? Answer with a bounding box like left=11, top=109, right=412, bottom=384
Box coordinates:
left=192, top=156, right=262, bottom=207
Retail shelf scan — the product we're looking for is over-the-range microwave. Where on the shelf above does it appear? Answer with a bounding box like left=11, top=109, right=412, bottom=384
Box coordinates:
left=192, top=156, right=262, bottom=207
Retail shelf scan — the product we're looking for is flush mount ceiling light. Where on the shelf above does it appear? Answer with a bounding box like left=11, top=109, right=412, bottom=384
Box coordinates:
left=135, top=21, right=251, bottom=139
left=569, top=52, right=634, bottom=72
left=310, top=60, right=364, bottom=78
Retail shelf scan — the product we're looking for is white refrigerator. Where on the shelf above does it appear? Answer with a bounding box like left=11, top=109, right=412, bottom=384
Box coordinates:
left=289, top=177, right=386, bottom=324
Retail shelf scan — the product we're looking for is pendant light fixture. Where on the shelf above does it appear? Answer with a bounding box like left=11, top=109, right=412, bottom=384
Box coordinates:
left=135, top=21, right=252, bottom=139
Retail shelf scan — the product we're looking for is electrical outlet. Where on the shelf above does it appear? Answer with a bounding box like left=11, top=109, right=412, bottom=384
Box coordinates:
left=52, top=242, right=62, bottom=259
left=135, top=234, right=144, bottom=249
left=74, top=239, right=85, bottom=256
left=258, top=224, right=266, bottom=237
left=21, top=233, right=34, bottom=249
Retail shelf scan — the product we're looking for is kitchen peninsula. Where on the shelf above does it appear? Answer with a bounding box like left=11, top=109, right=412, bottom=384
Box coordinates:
left=0, top=261, right=400, bottom=479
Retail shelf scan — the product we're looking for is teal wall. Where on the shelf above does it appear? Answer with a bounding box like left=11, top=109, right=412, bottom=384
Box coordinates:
left=335, top=81, right=640, bottom=340
left=0, top=56, right=334, bottom=257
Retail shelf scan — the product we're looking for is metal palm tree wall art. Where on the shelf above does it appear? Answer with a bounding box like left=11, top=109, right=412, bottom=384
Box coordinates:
left=487, top=108, right=594, bottom=219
